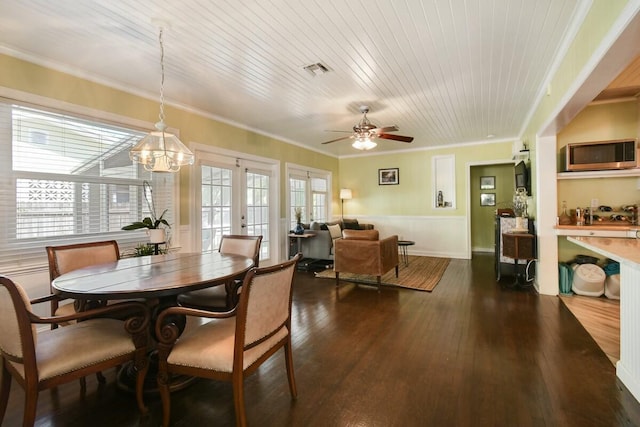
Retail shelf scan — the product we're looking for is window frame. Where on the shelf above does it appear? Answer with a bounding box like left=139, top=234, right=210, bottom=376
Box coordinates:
left=286, top=163, right=332, bottom=229
left=0, top=94, right=180, bottom=275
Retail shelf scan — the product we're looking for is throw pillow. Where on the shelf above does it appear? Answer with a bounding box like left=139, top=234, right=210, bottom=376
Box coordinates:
left=327, top=223, right=342, bottom=240
left=342, top=218, right=360, bottom=229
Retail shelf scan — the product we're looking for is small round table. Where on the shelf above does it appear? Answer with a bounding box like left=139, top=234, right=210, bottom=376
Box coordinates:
left=397, top=240, right=415, bottom=266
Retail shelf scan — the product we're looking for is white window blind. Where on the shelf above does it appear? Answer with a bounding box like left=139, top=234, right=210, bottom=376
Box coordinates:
left=0, top=100, right=175, bottom=275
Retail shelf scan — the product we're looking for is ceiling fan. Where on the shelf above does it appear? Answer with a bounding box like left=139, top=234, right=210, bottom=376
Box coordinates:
left=321, top=106, right=414, bottom=150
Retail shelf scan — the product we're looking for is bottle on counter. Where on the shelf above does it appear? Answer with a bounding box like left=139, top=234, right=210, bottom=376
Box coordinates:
left=558, top=201, right=572, bottom=225
left=576, top=207, right=584, bottom=226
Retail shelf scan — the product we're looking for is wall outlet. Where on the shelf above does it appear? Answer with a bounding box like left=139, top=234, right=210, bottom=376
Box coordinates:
left=591, top=198, right=599, bottom=208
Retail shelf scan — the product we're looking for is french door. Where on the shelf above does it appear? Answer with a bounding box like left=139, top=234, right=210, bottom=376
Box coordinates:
left=196, top=151, right=276, bottom=263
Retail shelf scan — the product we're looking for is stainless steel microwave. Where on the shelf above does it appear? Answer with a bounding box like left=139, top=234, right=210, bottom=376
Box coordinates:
left=561, top=139, right=638, bottom=171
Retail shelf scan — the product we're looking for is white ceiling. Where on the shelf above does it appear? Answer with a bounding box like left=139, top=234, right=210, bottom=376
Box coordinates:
left=0, top=0, right=592, bottom=156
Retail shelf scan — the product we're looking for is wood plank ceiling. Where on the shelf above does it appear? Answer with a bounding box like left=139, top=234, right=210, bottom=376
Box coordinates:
left=0, top=0, right=618, bottom=156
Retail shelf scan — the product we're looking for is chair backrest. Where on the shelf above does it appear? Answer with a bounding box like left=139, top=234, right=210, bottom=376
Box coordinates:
left=0, top=276, right=37, bottom=367
left=46, top=240, right=120, bottom=282
left=235, top=254, right=300, bottom=351
left=342, top=229, right=379, bottom=241
left=219, top=235, right=262, bottom=267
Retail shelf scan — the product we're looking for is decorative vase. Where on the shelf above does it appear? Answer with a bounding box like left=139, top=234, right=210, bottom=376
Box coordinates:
left=294, top=222, right=305, bottom=235
left=147, top=228, right=166, bottom=243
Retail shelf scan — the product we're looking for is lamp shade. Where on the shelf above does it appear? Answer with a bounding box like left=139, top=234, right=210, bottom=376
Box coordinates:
left=340, top=188, right=352, bottom=200
left=130, top=122, right=194, bottom=172
left=352, top=137, right=377, bottom=150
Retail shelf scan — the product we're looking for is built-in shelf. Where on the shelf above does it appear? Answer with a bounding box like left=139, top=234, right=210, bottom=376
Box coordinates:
left=557, top=168, right=640, bottom=179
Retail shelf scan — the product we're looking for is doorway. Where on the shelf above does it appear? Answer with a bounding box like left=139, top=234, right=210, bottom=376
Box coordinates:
left=469, top=163, right=515, bottom=253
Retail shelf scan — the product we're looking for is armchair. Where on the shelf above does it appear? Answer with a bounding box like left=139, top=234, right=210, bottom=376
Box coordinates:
left=0, top=275, right=150, bottom=426
left=333, top=229, right=399, bottom=291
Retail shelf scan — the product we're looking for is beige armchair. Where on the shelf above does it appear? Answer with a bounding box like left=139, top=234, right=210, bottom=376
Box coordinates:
left=178, top=235, right=262, bottom=310
left=0, top=275, right=149, bottom=426
left=155, top=253, right=301, bottom=427
left=333, top=229, right=399, bottom=291
left=46, top=240, right=120, bottom=320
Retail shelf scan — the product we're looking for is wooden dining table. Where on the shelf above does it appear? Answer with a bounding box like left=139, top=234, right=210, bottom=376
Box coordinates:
left=52, top=251, right=254, bottom=301
left=51, top=251, right=255, bottom=393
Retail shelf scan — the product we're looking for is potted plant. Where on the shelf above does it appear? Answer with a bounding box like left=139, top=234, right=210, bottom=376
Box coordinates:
left=121, top=181, right=170, bottom=243
left=122, top=208, right=170, bottom=242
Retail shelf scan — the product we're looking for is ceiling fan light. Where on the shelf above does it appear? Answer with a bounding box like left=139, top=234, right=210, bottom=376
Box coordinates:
left=352, top=137, right=377, bottom=150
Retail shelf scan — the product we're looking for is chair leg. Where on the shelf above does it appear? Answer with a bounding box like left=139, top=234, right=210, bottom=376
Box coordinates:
left=158, top=372, right=171, bottom=427
left=335, top=272, right=340, bottom=288
left=135, top=360, right=150, bottom=415
left=23, top=386, right=39, bottom=427
left=232, top=371, right=247, bottom=427
left=284, top=339, right=298, bottom=398
left=79, top=376, right=87, bottom=392
left=96, top=371, right=106, bottom=384
left=377, top=276, right=381, bottom=292
left=0, top=364, right=11, bottom=424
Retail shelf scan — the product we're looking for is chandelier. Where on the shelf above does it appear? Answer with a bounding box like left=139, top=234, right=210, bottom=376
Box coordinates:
left=130, top=27, right=194, bottom=172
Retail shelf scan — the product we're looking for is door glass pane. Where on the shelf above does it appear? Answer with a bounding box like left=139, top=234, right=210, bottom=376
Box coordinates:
left=246, top=170, right=270, bottom=260
left=201, top=165, right=232, bottom=251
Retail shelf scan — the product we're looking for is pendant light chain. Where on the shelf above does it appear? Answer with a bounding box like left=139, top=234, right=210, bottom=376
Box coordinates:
left=158, top=28, right=166, bottom=126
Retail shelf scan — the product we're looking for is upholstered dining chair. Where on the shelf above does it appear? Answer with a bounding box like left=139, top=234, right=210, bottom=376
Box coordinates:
left=0, top=275, right=149, bottom=427
left=155, top=253, right=302, bottom=427
left=177, top=235, right=262, bottom=311
left=46, top=240, right=120, bottom=322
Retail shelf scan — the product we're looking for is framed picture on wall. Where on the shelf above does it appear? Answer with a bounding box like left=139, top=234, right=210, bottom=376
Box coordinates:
left=480, top=193, right=496, bottom=206
left=480, top=176, right=495, bottom=190
left=379, top=168, right=399, bottom=185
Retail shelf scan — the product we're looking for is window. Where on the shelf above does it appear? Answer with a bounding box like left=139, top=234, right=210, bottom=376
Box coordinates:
left=287, top=165, right=330, bottom=229
left=0, top=100, right=175, bottom=274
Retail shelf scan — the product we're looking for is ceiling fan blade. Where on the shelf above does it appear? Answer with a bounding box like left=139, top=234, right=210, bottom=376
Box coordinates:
left=321, top=135, right=354, bottom=144
left=378, top=133, right=414, bottom=143
left=375, top=125, right=399, bottom=133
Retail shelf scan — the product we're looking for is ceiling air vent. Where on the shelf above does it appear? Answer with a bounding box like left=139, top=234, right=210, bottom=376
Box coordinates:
left=303, top=62, right=330, bottom=76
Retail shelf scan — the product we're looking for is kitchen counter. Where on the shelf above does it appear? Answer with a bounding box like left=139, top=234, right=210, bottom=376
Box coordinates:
left=566, top=236, right=640, bottom=264
left=556, top=224, right=639, bottom=237
left=567, top=235, right=640, bottom=404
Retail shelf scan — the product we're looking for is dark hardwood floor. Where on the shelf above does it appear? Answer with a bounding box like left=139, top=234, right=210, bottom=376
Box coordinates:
left=4, top=253, right=640, bottom=426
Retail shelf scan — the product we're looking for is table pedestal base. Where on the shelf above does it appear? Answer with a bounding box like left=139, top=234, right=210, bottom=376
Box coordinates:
left=117, top=351, right=197, bottom=395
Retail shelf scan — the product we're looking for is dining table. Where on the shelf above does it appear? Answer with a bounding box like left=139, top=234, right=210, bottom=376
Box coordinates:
left=51, top=250, right=255, bottom=393
left=52, top=251, right=254, bottom=301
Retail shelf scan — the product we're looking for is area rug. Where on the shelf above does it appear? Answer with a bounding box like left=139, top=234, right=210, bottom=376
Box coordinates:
left=314, top=255, right=450, bottom=292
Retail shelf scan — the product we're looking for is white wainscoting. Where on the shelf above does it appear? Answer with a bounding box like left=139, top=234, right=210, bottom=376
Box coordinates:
left=353, top=215, right=469, bottom=259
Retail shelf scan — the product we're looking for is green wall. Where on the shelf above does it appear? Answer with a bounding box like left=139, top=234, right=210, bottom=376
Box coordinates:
left=470, top=163, right=515, bottom=250
left=338, top=142, right=514, bottom=217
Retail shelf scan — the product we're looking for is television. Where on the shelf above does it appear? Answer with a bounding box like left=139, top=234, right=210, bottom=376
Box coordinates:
left=514, top=161, right=531, bottom=195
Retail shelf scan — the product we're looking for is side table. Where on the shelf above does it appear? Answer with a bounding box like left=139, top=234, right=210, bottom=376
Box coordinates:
left=501, top=232, right=535, bottom=288
left=397, top=240, right=415, bottom=266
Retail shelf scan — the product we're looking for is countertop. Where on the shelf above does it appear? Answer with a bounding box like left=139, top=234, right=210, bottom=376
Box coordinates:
left=556, top=224, right=638, bottom=231
left=567, top=236, right=640, bottom=265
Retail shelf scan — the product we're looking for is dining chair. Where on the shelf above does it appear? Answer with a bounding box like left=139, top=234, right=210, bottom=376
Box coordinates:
left=46, top=240, right=121, bottom=322
left=177, top=235, right=262, bottom=310
left=155, top=253, right=302, bottom=427
left=0, top=275, right=150, bottom=427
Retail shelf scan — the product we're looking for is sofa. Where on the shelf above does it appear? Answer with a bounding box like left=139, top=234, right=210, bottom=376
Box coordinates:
left=295, top=219, right=374, bottom=261
left=333, top=229, right=399, bottom=291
